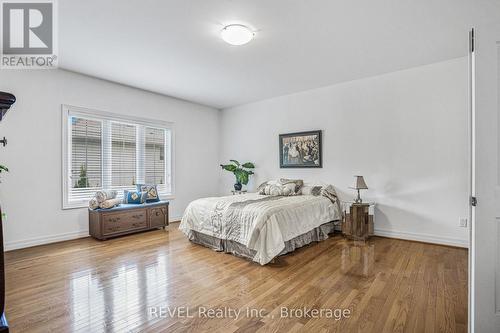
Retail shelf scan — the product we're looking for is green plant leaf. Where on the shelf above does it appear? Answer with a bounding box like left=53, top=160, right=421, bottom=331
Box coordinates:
left=233, top=169, right=242, bottom=183
left=235, top=169, right=249, bottom=185
left=220, top=164, right=237, bottom=172
left=0, top=165, right=8, bottom=173
left=242, top=162, right=255, bottom=169
left=241, top=172, right=249, bottom=185
left=229, top=159, right=240, bottom=166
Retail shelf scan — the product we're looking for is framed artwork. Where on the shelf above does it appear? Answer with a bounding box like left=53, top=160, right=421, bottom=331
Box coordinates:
left=279, top=130, right=322, bottom=168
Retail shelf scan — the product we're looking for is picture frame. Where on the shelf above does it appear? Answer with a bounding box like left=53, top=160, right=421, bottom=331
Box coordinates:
left=279, top=130, right=322, bottom=168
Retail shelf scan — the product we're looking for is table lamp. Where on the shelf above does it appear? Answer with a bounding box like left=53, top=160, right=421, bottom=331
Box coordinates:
left=350, top=175, right=368, bottom=203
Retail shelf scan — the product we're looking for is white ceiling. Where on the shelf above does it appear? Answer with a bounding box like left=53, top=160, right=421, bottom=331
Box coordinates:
left=59, top=0, right=497, bottom=109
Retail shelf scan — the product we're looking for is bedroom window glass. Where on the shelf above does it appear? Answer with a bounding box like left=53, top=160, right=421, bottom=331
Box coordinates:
left=69, top=117, right=103, bottom=201
left=145, top=127, right=166, bottom=186
left=63, top=106, right=173, bottom=209
left=110, top=122, right=137, bottom=187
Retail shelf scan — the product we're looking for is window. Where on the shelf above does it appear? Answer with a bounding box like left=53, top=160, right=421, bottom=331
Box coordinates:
left=63, top=105, right=173, bottom=209
left=145, top=127, right=166, bottom=185
left=111, top=122, right=137, bottom=187
left=70, top=117, right=103, bottom=202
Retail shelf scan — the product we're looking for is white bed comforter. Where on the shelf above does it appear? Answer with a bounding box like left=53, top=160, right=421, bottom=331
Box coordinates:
left=179, top=192, right=341, bottom=265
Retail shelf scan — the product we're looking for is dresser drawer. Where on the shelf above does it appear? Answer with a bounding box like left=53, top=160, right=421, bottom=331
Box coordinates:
left=149, top=206, right=168, bottom=228
left=102, top=210, right=147, bottom=235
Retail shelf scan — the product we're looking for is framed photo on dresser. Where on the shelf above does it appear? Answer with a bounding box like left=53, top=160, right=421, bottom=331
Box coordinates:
left=279, top=130, right=322, bottom=168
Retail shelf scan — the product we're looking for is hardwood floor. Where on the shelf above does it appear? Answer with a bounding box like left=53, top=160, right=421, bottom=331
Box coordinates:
left=4, top=223, right=468, bottom=333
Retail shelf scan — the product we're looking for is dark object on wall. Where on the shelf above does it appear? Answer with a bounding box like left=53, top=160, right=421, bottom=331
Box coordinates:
left=0, top=92, right=15, bottom=122
left=0, top=208, right=7, bottom=332
left=0, top=91, right=13, bottom=332
left=279, top=130, right=322, bottom=168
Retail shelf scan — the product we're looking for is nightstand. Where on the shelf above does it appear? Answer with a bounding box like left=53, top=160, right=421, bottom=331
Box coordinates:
left=341, top=201, right=375, bottom=241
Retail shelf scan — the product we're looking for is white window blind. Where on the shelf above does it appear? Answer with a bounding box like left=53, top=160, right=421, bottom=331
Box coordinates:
left=111, top=122, right=137, bottom=188
left=145, top=127, right=166, bottom=185
left=69, top=117, right=103, bottom=201
left=63, top=106, right=173, bottom=209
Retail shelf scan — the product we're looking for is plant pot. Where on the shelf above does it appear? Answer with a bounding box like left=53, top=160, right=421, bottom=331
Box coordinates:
left=234, top=183, right=242, bottom=191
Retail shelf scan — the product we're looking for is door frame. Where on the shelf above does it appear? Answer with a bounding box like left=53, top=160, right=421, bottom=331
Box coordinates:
left=470, top=23, right=500, bottom=332
left=467, top=27, right=475, bottom=333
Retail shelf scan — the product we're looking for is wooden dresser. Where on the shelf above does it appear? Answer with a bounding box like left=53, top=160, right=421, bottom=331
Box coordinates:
left=89, top=201, right=169, bottom=240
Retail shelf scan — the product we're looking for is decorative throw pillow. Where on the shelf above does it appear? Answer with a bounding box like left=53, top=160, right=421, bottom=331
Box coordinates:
left=279, top=178, right=304, bottom=192
left=259, top=183, right=297, bottom=196
left=88, top=198, right=99, bottom=210
left=95, top=190, right=117, bottom=204
left=256, top=181, right=269, bottom=193
left=99, top=198, right=122, bottom=209
left=300, top=185, right=323, bottom=196
left=123, top=190, right=147, bottom=204
left=320, top=185, right=339, bottom=204
left=136, top=184, right=160, bottom=202
left=255, top=180, right=280, bottom=193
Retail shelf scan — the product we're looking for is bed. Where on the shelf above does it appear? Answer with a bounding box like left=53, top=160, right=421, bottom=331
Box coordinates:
left=179, top=186, right=341, bottom=265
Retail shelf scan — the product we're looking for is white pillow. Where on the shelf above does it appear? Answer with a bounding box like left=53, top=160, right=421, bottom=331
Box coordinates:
left=300, top=185, right=323, bottom=196
left=259, top=183, right=298, bottom=196
left=255, top=179, right=279, bottom=193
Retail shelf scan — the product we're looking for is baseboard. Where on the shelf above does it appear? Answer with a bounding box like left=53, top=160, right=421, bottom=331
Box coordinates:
left=5, top=230, right=90, bottom=251
left=7, top=219, right=463, bottom=251
left=170, top=215, right=182, bottom=223
left=374, top=228, right=469, bottom=248
left=5, top=215, right=183, bottom=251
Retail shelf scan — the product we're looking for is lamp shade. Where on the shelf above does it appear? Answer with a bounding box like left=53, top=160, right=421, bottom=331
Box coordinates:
left=349, top=175, right=368, bottom=190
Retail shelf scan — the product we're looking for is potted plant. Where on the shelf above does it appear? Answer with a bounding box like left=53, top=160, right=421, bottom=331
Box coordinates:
left=220, top=160, right=255, bottom=191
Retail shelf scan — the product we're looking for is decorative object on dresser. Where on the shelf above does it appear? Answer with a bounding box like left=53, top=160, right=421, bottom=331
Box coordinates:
left=0, top=91, right=15, bottom=333
left=220, top=160, right=255, bottom=191
left=349, top=175, right=368, bottom=203
left=89, top=201, right=169, bottom=240
left=341, top=201, right=375, bottom=241
left=123, top=190, right=147, bottom=204
left=88, top=190, right=120, bottom=210
left=136, top=184, right=161, bottom=202
left=279, top=130, right=322, bottom=168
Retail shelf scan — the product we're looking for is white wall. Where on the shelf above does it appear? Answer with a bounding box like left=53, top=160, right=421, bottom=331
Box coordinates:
left=0, top=69, right=220, bottom=250
left=220, top=57, right=469, bottom=247
left=0, top=58, right=469, bottom=249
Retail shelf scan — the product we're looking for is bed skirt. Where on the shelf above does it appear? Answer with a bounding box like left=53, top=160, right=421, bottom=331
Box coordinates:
left=185, top=220, right=340, bottom=262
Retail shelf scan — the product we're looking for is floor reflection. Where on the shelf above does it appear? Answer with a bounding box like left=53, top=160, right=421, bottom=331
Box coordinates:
left=341, top=241, right=375, bottom=277
left=69, top=243, right=171, bottom=332
left=5, top=228, right=468, bottom=332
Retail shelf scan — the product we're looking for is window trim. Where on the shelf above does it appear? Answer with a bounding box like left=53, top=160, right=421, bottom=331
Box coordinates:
left=62, top=104, right=175, bottom=209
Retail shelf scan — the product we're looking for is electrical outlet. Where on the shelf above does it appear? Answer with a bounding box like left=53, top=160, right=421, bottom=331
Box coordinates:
left=459, top=217, right=468, bottom=228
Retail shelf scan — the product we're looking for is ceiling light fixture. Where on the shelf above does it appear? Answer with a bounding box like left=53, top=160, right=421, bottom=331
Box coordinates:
left=221, top=24, right=254, bottom=46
